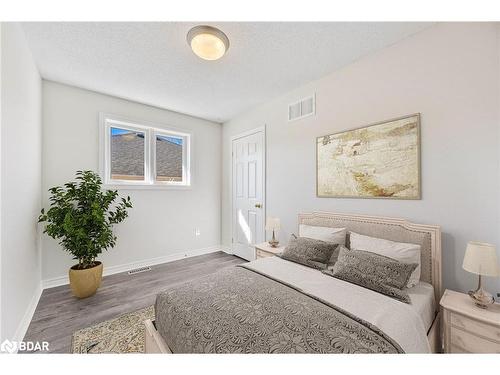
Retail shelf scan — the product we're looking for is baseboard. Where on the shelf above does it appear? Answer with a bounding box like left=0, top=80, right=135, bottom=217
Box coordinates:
left=11, top=282, right=43, bottom=350
left=42, top=245, right=224, bottom=289
left=220, top=245, right=232, bottom=254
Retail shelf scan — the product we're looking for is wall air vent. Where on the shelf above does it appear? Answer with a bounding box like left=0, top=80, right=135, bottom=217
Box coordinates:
left=288, top=94, right=315, bottom=121
left=128, top=266, right=152, bottom=275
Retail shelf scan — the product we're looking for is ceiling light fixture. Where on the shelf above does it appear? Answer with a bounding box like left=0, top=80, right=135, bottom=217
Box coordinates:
left=187, top=25, right=229, bottom=61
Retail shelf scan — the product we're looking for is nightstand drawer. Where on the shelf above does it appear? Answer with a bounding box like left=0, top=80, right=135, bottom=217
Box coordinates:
left=451, top=327, right=500, bottom=353
left=451, top=312, right=500, bottom=343
left=256, top=249, right=273, bottom=258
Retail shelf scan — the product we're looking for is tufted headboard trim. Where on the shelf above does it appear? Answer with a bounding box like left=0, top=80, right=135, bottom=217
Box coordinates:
left=298, top=211, right=442, bottom=303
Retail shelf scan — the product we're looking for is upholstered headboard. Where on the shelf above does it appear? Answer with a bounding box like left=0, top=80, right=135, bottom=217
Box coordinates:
left=298, top=211, right=442, bottom=302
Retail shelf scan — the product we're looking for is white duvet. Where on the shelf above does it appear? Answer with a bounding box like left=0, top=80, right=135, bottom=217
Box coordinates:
left=245, top=256, right=432, bottom=353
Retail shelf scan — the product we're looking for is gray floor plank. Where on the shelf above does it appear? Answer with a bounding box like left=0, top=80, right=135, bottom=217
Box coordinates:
left=22, top=251, right=246, bottom=353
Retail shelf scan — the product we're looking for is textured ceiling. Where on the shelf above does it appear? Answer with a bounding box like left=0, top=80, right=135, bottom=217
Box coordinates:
left=22, top=22, right=433, bottom=123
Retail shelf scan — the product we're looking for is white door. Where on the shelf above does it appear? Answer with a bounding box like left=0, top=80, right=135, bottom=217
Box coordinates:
left=232, top=130, right=265, bottom=261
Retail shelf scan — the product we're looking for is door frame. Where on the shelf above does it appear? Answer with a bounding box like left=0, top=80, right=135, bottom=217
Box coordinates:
left=230, top=126, right=266, bottom=256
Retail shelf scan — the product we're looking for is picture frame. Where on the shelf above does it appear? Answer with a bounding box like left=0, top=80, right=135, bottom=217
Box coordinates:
left=316, top=114, right=421, bottom=199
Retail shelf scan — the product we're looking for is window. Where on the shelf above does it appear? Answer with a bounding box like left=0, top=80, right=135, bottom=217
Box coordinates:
left=110, top=127, right=146, bottom=182
left=100, top=114, right=191, bottom=187
left=155, top=134, right=183, bottom=182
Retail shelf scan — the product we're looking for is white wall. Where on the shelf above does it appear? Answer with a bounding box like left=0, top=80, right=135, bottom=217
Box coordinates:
left=42, top=81, right=222, bottom=281
left=1, top=23, right=42, bottom=342
left=222, top=23, right=500, bottom=294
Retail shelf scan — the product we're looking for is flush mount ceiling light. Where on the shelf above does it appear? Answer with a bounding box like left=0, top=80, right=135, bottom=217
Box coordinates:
left=187, top=25, right=229, bottom=61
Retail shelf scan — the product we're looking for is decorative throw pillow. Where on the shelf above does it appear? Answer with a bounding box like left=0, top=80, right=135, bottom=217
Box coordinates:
left=278, top=235, right=337, bottom=270
left=323, top=248, right=418, bottom=304
left=349, top=232, right=421, bottom=288
left=299, top=225, right=347, bottom=266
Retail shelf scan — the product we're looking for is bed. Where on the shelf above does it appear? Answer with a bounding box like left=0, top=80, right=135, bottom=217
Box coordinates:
left=144, top=211, right=442, bottom=353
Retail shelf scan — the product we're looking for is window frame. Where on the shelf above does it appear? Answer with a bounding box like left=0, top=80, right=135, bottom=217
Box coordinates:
left=99, top=113, right=192, bottom=189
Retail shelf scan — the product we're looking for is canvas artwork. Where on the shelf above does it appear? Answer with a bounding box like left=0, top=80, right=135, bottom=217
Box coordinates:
left=316, top=114, right=420, bottom=199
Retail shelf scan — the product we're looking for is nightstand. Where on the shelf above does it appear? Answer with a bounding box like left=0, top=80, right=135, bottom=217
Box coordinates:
left=440, top=289, right=500, bottom=353
left=254, top=242, right=285, bottom=259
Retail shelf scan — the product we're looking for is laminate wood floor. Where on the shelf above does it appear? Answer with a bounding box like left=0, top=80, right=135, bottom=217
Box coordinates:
left=22, top=251, right=246, bottom=353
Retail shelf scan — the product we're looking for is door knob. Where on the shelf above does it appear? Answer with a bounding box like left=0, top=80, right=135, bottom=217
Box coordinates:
left=255, top=203, right=262, bottom=208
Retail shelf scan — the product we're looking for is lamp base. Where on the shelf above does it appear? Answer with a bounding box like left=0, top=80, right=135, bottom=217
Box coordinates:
left=268, top=239, right=279, bottom=248
left=268, top=229, right=279, bottom=248
left=468, top=288, right=494, bottom=309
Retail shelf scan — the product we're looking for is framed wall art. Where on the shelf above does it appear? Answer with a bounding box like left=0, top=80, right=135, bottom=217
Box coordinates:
left=316, top=114, right=421, bottom=199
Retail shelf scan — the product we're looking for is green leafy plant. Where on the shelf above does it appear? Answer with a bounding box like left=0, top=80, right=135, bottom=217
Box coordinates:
left=38, top=170, right=132, bottom=270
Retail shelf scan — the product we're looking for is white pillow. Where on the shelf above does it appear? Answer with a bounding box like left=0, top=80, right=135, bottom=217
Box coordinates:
left=299, top=224, right=346, bottom=245
left=349, top=232, right=421, bottom=288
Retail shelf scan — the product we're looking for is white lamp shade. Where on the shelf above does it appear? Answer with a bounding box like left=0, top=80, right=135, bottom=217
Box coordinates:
left=265, top=217, right=280, bottom=231
left=462, top=241, right=499, bottom=277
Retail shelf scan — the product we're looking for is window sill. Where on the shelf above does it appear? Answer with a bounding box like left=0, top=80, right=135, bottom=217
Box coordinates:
left=103, top=183, right=192, bottom=191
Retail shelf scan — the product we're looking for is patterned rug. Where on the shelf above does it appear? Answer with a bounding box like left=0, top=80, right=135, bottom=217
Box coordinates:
left=72, top=305, right=154, bottom=353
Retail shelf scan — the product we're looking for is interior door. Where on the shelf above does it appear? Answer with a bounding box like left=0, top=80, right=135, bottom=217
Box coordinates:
left=232, top=130, right=265, bottom=260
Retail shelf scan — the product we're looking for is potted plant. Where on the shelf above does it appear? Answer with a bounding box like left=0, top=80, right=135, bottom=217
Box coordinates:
left=38, top=170, right=132, bottom=298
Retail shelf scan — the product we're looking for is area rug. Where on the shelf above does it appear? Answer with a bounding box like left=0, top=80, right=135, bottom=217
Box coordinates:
left=71, top=305, right=154, bottom=353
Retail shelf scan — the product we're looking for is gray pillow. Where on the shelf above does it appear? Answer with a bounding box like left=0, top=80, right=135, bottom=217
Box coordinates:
left=322, top=248, right=417, bottom=304
left=278, top=235, right=337, bottom=270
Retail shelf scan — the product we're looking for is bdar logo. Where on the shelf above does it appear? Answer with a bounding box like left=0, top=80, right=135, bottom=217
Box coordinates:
left=0, top=339, right=17, bottom=354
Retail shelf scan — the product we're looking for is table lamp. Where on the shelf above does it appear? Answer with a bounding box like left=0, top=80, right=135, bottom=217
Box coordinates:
left=265, top=217, right=280, bottom=247
left=462, top=241, right=499, bottom=308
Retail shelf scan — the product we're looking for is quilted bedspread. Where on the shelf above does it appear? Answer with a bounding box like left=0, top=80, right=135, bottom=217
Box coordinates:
left=155, top=263, right=408, bottom=353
